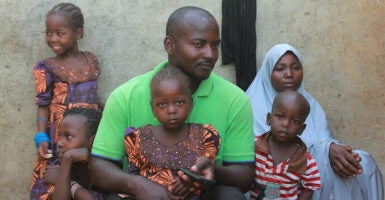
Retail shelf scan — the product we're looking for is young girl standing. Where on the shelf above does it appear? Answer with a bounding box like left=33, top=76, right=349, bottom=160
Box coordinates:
left=30, top=3, right=101, bottom=199
left=124, top=67, right=220, bottom=200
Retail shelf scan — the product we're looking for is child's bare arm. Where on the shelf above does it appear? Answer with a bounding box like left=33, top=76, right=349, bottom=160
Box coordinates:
left=298, top=188, right=313, bottom=200
left=36, top=105, right=50, bottom=159
left=53, top=148, right=91, bottom=200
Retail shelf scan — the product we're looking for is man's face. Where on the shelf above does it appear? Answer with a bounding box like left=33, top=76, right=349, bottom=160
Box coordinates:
left=169, top=17, right=220, bottom=81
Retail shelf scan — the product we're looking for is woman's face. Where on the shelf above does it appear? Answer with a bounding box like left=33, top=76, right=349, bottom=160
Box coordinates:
left=271, top=52, right=303, bottom=92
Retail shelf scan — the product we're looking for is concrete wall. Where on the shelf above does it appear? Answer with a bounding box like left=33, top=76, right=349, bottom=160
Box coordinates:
left=0, top=0, right=383, bottom=198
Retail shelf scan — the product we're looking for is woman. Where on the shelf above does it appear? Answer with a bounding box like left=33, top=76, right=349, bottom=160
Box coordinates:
left=246, top=43, right=383, bottom=200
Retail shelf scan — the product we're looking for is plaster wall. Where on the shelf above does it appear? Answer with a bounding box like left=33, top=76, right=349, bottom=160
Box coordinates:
left=0, top=0, right=383, bottom=198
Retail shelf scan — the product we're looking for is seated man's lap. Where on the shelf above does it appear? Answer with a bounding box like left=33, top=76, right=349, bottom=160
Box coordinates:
left=202, top=185, right=246, bottom=200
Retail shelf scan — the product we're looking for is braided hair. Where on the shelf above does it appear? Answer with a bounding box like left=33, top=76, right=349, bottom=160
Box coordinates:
left=47, top=3, right=84, bottom=35
left=63, top=107, right=102, bottom=138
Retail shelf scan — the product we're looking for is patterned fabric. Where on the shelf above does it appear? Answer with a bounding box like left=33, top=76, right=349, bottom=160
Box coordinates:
left=124, top=123, right=220, bottom=200
left=30, top=51, right=100, bottom=200
left=250, top=132, right=321, bottom=200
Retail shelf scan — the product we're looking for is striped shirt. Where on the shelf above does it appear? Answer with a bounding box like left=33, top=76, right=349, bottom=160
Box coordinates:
left=251, top=132, right=321, bottom=200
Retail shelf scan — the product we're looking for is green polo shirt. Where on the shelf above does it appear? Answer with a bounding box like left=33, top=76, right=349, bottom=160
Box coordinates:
left=92, top=61, right=254, bottom=165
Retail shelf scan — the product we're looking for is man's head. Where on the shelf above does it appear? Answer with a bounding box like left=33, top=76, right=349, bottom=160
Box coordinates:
left=164, top=6, right=221, bottom=84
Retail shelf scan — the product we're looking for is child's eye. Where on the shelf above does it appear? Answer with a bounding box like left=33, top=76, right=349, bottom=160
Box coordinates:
left=176, top=100, right=185, bottom=105
left=157, top=102, right=167, bottom=108
left=45, top=31, right=52, bottom=36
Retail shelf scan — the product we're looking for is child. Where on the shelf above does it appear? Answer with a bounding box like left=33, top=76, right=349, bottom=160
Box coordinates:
left=30, top=3, right=102, bottom=199
left=124, top=67, right=220, bottom=200
left=50, top=107, right=112, bottom=199
left=250, top=91, right=321, bottom=200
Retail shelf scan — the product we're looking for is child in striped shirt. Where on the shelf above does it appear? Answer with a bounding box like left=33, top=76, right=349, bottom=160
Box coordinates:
left=251, top=91, right=321, bottom=200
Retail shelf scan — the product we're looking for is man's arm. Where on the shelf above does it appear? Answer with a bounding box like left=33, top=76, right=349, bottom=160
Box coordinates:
left=214, top=163, right=254, bottom=192
left=89, top=156, right=172, bottom=200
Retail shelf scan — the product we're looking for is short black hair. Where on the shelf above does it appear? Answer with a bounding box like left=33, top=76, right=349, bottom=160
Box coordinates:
left=166, top=6, right=214, bottom=38
left=150, top=67, right=191, bottom=100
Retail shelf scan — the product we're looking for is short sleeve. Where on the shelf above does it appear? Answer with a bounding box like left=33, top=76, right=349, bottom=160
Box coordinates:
left=202, top=124, right=220, bottom=162
left=33, top=60, right=54, bottom=106
left=300, top=153, right=321, bottom=190
left=124, top=129, right=141, bottom=175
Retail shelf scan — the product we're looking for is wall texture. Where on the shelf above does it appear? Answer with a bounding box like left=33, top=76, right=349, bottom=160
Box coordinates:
left=0, top=0, right=383, bottom=199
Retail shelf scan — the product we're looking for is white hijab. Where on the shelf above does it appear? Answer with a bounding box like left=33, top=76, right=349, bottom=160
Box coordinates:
left=246, top=43, right=337, bottom=146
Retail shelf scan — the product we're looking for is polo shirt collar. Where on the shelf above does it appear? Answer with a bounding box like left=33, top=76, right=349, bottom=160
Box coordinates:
left=155, top=60, right=214, bottom=97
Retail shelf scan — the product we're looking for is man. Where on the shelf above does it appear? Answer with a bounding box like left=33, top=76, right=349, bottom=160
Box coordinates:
left=90, top=6, right=254, bottom=200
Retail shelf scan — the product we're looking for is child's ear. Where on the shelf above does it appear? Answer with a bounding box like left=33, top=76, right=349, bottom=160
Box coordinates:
left=88, top=135, right=95, bottom=149
left=188, top=98, right=194, bottom=113
left=266, top=113, right=272, bottom=126
left=75, top=27, right=84, bottom=39
left=297, top=124, right=306, bottom=136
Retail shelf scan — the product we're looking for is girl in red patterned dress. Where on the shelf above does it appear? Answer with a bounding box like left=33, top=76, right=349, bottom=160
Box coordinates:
left=30, top=3, right=101, bottom=199
left=124, top=67, right=220, bottom=200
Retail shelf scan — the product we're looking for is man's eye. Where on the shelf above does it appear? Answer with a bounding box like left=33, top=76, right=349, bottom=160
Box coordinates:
left=212, top=42, right=220, bottom=49
left=194, top=43, right=203, bottom=48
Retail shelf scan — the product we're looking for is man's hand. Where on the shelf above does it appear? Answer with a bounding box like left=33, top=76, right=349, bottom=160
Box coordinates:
left=168, top=177, right=192, bottom=199
left=133, top=175, right=179, bottom=200
left=329, top=144, right=362, bottom=178
left=178, top=156, right=215, bottom=190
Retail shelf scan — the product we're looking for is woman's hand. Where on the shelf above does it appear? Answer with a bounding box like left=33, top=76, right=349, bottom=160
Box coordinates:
left=329, top=144, right=362, bottom=178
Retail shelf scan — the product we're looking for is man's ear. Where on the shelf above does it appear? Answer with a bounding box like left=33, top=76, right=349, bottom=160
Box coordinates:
left=266, top=113, right=272, bottom=126
left=164, top=36, right=175, bottom=55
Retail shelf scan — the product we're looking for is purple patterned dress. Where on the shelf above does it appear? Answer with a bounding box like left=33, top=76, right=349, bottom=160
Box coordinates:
left=30, top=51, right=101, bottom=200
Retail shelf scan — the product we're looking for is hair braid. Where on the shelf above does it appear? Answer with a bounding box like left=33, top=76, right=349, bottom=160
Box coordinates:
left=47, top=3, right=84, bottom=33
left=63, top=107, right=102, bottom=138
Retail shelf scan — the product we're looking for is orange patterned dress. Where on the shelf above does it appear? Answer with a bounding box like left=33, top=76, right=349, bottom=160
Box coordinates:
left=124, top=124, right=220, bottom=200
left=30, top=51, right=101, bottom=200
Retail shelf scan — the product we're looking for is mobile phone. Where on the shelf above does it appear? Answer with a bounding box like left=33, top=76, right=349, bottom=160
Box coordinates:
left=180, top=168, right=216, bottom=186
